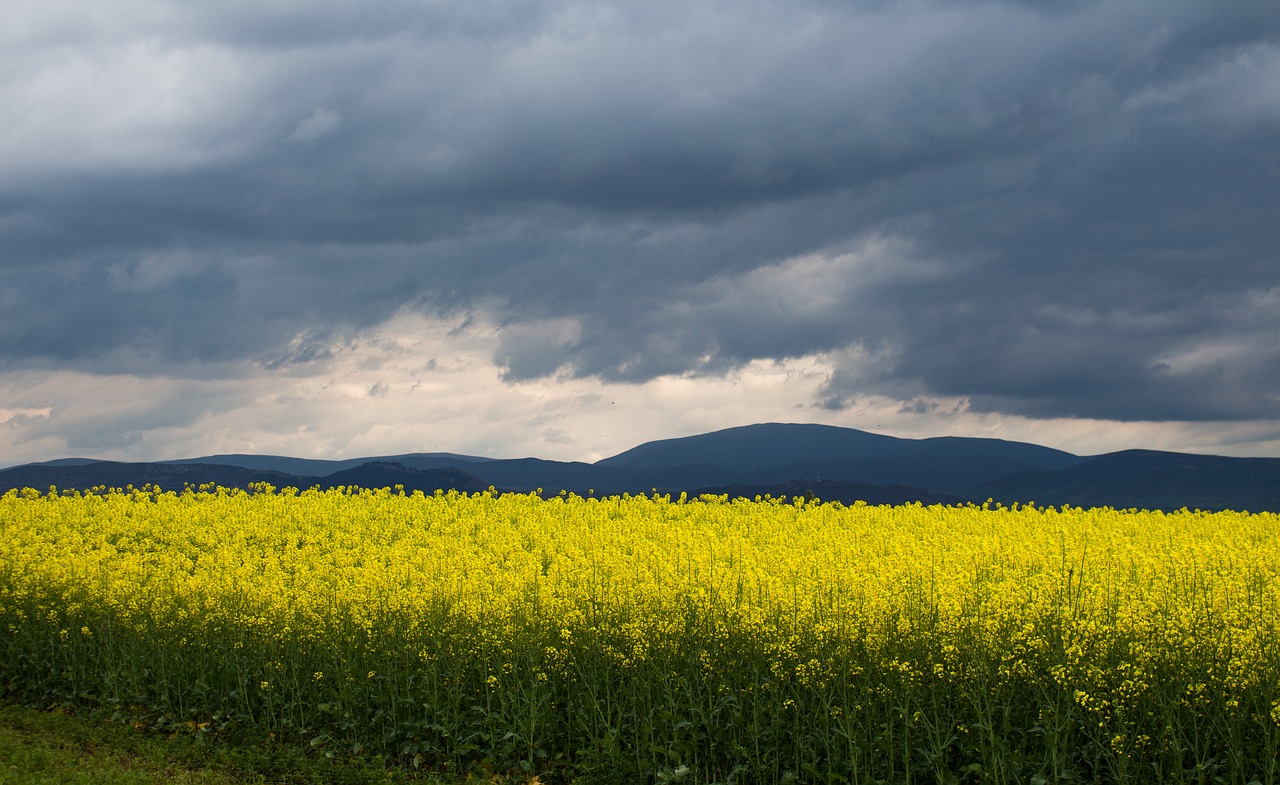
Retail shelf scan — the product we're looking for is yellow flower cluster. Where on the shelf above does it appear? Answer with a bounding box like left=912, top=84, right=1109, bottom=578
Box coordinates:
left=2, top=485, right=1277, bottom=782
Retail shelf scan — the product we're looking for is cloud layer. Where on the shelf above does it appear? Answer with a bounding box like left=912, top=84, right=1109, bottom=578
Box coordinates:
left=2, top=0, right=1278, bottom=462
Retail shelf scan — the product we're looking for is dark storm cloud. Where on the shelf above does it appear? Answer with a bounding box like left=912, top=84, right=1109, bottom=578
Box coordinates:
left=2, top=0, right=1278, bottom=422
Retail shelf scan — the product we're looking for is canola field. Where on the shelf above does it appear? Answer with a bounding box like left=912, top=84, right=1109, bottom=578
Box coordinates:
left=1, top=484, right=1278, bottom=784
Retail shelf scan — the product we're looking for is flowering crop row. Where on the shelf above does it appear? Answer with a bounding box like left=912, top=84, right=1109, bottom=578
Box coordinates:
left=1, top=485, right=1278, bottom=783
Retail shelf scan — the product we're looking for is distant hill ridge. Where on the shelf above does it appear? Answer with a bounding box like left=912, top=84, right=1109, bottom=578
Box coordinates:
left=0, top=460, right=494, bottom=498
left=3, top=423, right=1278, bottom=512
left=599, top=422, right=1079, bottom=473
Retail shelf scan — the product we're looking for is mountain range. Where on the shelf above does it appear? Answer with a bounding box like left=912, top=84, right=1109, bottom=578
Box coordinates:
left=3, top=423, right=1279, bottom=512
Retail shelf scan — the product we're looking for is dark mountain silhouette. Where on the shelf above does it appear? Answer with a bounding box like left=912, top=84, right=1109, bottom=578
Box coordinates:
left=463, top=458, right=742, bottom=496
left=969, top=450, right=1280, bottom=512
left=599, top=422, right=1081, bottom=489
left=0, top=460, right=492, bottom=498
left=0, top=460, right=304, bottom=493
left=320, top=463, right=493, bottom=495
left=599, top=422, right=1080, bottom=475
left=600, top=423, right=905, bottom=473
left=3, top=423, right=1277, bottom=511
left=164, top=452, right=494, bottom=477
left=18, top=457, right=103, bottom=467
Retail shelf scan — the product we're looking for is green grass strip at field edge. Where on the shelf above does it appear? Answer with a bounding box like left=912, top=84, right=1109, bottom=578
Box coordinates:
left=0, top=702, right=450, bottom=785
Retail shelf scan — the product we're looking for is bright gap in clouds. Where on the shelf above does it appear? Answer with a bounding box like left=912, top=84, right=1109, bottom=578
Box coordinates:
left=3, top=310, right=1279, bottom=469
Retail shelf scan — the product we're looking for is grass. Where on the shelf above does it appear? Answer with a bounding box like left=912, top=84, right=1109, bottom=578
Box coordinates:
left=0, top=702, right=454, bottom=785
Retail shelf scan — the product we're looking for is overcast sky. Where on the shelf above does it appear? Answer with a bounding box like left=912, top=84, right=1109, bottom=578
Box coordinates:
left=2, top=0, right=1279, bottom=467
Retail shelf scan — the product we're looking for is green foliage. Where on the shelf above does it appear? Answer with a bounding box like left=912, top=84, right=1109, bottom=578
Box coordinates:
left=0, top=701, right=457, bottom=784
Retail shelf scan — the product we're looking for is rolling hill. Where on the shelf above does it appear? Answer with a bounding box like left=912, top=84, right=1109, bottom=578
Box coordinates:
left=968, top=449, right=1280, bottom=512
left=2, top=423, right=1277, bottom=511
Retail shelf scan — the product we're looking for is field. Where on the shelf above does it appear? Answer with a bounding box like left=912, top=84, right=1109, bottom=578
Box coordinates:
left=2, top=485, right=1278, bottom=784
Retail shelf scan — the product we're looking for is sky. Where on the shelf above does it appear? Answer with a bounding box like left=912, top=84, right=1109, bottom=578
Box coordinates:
left=2, top=0, right=1279, bottom=468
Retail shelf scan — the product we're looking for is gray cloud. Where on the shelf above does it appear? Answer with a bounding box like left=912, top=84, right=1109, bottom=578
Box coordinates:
left=288, top=108, right=343, bottom=143
left=2, top=0, right=1278, bottom=440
